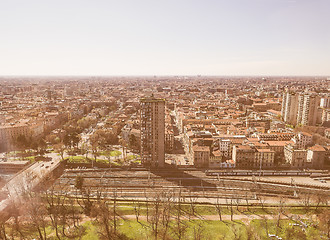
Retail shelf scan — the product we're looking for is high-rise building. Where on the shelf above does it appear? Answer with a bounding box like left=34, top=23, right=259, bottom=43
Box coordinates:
left=300, top=94, right=321, bottom=126
left=140, top=96, right=165, bottom=167
left=320, top=97, right=330, bottom=108
left=281, top=90, right=299, bottom=125
left=282, top=90, right=322, bottom=126
left=296, top=93, right=305, bottom=125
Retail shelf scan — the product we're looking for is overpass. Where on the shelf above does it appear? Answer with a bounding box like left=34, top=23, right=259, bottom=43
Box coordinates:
left=0, top=156, right=63, bottom=220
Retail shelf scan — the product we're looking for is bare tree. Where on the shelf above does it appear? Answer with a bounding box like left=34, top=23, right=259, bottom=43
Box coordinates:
left=160, top=190, right=173, bottom=240
left=230, top=199, right=234, bottom=221
left=244, top=192, right=250, bottom=212
left=150, top=193, right=162, bottom=240
left=26, top=193, right=48, bottom=240
left=301, top=193, right=312, bottom=213
left=188, top=191, right=198, bottom=220
left=0, top=219, right=8, bottom=240
left=77, top=187, right=94, bottom=216
left=144, top=189, right=150, bottom=222
left=45, top=187, right=63, bottom=239
left=55, top=142, right=66, bottom=161
left=173, top=189, right=188, bottom=240
left=193, top=222, right=205, bottom=240
left=94, top=198, right=114, bottom=239
left=215, top=197, right=223, bottom=221
left=132, top=199, right=143, bottom=225
left=317, top=209, right=330, bottom=239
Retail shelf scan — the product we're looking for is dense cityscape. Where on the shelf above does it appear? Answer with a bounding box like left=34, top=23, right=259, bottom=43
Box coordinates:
left=0, top=76, right=329, bottom=239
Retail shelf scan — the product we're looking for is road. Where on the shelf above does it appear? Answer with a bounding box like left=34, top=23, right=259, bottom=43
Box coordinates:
left=0, top=153, right=61, bottom=215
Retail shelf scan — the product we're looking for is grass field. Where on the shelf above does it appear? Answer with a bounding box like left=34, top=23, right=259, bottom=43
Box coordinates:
left=18, top=219, right=323, bottom=240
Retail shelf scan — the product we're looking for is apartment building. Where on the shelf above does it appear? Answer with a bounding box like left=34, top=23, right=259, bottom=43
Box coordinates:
left=306, top=145, right=326, bottom=168
left=281, top=90, right=299, bottom=125
left=292, top=132, right=313, bottom=149
left=192, top=145, right=210, bottom=168
left=254, top=148, right=275, bottom=168
left=282, top=90, right=322, bottom=126
left=300, top=94, right=321, bottom=126
left=140, top=96, right=165, bottom=167
left=284, top=144, right=307, bottom=168
left=232, top=145, right=255, bottom=168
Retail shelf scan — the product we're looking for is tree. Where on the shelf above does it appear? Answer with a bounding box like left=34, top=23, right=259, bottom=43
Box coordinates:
left=173, top=189, right=188, bottom=240
left=129, top=134, right=140, bottom=151
left=37, top=138, right=47, bottom=156
left=318, top=209, right=330, bottom=239
left=215, top=197, right=223, bottom=221
left=150, top=194, right=162, bottom=240
left=45, top=188, right=64, bottom=239
left=55, top=142, right=66, bottom=161
left=14, top=134, right=30, bottom=152
left=75, top=176, right=84, bottom=191
left=26, top=193, right=48, bottom=240
left=188, top=192, right=198, bottom=220
left=46, top=134, right=58, bottom=145
left=103, top=149, right=113, bottom=167
left=77, top=188, right=94, bottom=216
left=90, top=132, right=101, bottom=166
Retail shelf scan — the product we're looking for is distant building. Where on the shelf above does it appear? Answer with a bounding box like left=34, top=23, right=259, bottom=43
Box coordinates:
left=299, top=94, right=321, bottom=126
left=0, top=121, right=43, bottom=152
left=232, top=145, right=255, bottom=168
left=325, top=128, right=330, bottom=139
left=281, top=90, right=299, bottom=125
left=306, top=145, right=326, bottom=168
left=320, top=97, right=330, bottom=108
left=265, top=141, right=289, bottom=165
left=292, top=132, right=313, bottom=149
left=165, top=129, right=174, bottom=153
left=218, top=139, right=231, bottom=158
left=192, top=145, right=210, bottom=168
left=321, top=108, right=330, bottom=125
left=254, top=148, right=275, bottom=168
left=140, top=96, right=165, bottom=167
left=282, top=90, right=322, bottom=126
left=284, top=144, right=307, bottom=168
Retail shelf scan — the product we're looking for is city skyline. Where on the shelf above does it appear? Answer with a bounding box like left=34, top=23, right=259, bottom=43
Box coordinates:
left=1, top=0, right=330, bottom=76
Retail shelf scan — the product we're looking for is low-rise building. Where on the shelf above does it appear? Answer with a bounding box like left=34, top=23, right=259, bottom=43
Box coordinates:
left=292, top=132, right=313, bottom=149
left=284, top=144, right=307, bottom=168
left=306, top=145, right=326, bottom=168
left=218, top=139, right=231, bottom=158
left=254, top=148, right=275, bottom=168
left=165, top=129, right=174, bottom=153
left=192, top=145, right=210, bottom=168
left=232, top=145, right=255, bottom=168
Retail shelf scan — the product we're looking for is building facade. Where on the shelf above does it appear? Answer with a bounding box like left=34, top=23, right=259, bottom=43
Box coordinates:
left=300, top=94, right=321, bottom=126
left=282, top=90, right=322, bottom=126
left=140, top=97, right=165, bottom=167
left=284, top=144, right=307, bottom=168
left=281, top=91, right=299, bottom=125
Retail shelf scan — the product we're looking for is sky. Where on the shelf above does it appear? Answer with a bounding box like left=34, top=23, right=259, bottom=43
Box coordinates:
left=0, top=0, right=329, bottom=76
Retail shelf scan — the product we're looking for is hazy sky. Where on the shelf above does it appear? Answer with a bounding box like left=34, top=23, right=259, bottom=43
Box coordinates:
left=0, top=0, right=329, bottom=76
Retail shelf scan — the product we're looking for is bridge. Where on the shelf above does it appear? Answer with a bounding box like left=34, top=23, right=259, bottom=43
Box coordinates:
left=0, top=155, right=63, bottom=220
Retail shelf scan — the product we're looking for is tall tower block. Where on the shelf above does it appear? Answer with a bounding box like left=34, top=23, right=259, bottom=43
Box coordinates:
left=140, top=96, right=165, bottom=167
